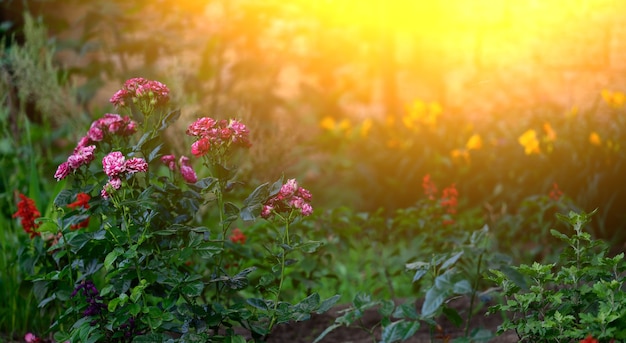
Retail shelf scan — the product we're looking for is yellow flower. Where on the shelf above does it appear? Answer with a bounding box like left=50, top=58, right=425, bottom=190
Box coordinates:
left=518, top=129, right=540, bottom=155
left=543, top=122, right=557, bottom=142
left=465, top=134, right=482, bottom=151
left=338, top=119, right=351, bottom=132
left=601, top=89, right=626, bottom=109
left=359, top=118, right=373, bottom=138
left=404, top=99, right=442, bottom=129
left=589, top=131, right=602, bottom=146
left=451, top=148, right=470, bottom=164
left=320, top=116, right=336, bottom=131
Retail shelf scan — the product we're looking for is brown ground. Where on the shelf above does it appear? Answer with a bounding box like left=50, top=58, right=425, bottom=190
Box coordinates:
left=267, top=297, right=519, bottom=343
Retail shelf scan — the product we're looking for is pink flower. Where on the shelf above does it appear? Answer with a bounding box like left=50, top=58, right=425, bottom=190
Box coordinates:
left=125, top=120, right=137, bottom=134
left=54, top=162, right=71, bottom=181
left=102, top=152, right=126, bottom=177
left=180, top=165, right=198, bottom=183
left=261, top=205, right=274, bottom=218
left=67, top=145, right=96, bottom=169
left=261, top=179, right=313, bottom=219
left=187, top=117, right=217, bottom=137
left=229, top=119, right=251, bottom=147
left=191, top=137, right=211, bottom=157
left=179, top=156, right=197, bottom=183
left=75, top=136, right=92, bottom=150
left=101, top=178, right=122, bottom=199
left=109, top=89, right=128, bottom=107
left=24, top=332, right=40, bottom=343
left=280, top=179, right=298, bottom=198
left=125, top=157, right=148, bottom=174
left=87, top=126, right=104, bottom=142
left=300, top=203, right=313, bottom=216
left=161, top=154, right=177, bottom=171
left=111, top=77, right=170, bottom=107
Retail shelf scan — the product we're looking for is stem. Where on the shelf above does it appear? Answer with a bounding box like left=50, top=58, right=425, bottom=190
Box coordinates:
left=268, top=218, right=290, bottom=332
left=464, top=251, right=483, bottom=337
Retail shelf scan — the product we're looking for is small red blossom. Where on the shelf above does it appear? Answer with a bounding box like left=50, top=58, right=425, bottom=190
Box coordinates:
left=580, top=335, right=598, bottom=343
left=13, top=193, right=41, bottom=238
left=549, top=182, right=563, bottom=201
left=68, top=192, right=91, bottom=209
left=68, top=192, right=91, bottom=230
left=440, top=184, right=458, bottom=215
left=422, top=174, right=438, bottom=200
left=230, top=228, right=247, bottom=244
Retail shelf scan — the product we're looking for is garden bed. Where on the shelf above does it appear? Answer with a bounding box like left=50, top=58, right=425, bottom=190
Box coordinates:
left=267, top=297, right=519, bottom=343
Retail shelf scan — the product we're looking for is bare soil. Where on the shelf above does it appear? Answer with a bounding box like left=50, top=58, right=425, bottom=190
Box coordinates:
left=266, top=297, right=519, bottom=343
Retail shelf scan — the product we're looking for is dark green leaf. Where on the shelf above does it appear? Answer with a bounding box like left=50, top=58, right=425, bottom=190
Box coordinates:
left=442, top=306, right=463, bottom=327
left=422, top=286, right=448, bottom=317
left=317, top=295, right=340, bottom=314
left=381, top=320, right=420, bottom=343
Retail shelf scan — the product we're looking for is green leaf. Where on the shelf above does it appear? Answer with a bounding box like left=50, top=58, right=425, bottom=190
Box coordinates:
left=295, top=293, right=320, bottom=313
left=380, top=320, right=420, bottom=343
left=108, top=297, right=121, bottom=312
left=298, top=240, right=324, bottom=253
left=54, top=189, right=74, bottom=207
left=247, top=298, right=269, bottom=311
left=442, top=306, right=463, bottom=327
left=469, top=328, right=494, bottom=342
left=182, top=280, right=204, bottom=297
left=393, top=302, right=418, bottom=320
left=453, top=280, right=472, bottom=294
left=353, top=292, right=373, bottom=308
left=104, top=247, right=124, bottom=271
left=241, top=182, right=270, bottom=221
left=422, top=286, right=449, bottom=317
left=379, top=299, right=396, bottom=317
left=196, top=241, right=223, bottom=259
left=440, top=251, right=463, bottom=270
left=317, top=295, right=340, bottom=314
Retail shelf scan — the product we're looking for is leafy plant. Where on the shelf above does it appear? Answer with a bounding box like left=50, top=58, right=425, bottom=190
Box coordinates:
left=16, top=77, right=337, bottom=342
left=488, top=209, right=626, bottom=342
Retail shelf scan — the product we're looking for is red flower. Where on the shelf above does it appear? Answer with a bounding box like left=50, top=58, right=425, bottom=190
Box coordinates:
left=12, top=193, right=41, bottom=238
left=549, top=182, right=563, bottom=201
left=68, top=192, right=91, bottom=230
left=580, top=335, right=598, bottom=343
left=68, top=192, right=91, bottom=209
left=440, top=184, right=458, bottom=215
left=422, top=174, right=438, bottom=200
left=230, top=228, right=246, bottom=244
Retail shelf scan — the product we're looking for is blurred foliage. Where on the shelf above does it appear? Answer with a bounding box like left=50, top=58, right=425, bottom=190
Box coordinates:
left=2, top=0, right=626, bottom=247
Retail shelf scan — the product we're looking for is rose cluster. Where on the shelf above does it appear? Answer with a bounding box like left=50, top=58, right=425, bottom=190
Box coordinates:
left=186, top=117, right=251, bottom=158
left=101, top=151, right=148, bottom=199
left=261, top=179, right=313, bottom=219
left=54, top=113, right=137, bottom=181
left=109, top=77, right=170, bottom=108
left=160, top=154, right=198, bottom=183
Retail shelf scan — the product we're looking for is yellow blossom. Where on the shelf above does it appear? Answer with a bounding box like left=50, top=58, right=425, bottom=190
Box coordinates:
left=589, top=131, right=602, bottom=146
left=320, top=116, right=336, bottom=131
left=404, top=99, right=442, bottom=130
left=601, top=89, right=626, bottom=109
left=465, top=134, right=482, bottom=151
left=359, top=118, right=373, bottom=138
left=451, top=148, right=470, bottom=164
left=518, top=129, right=540, bottom=155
